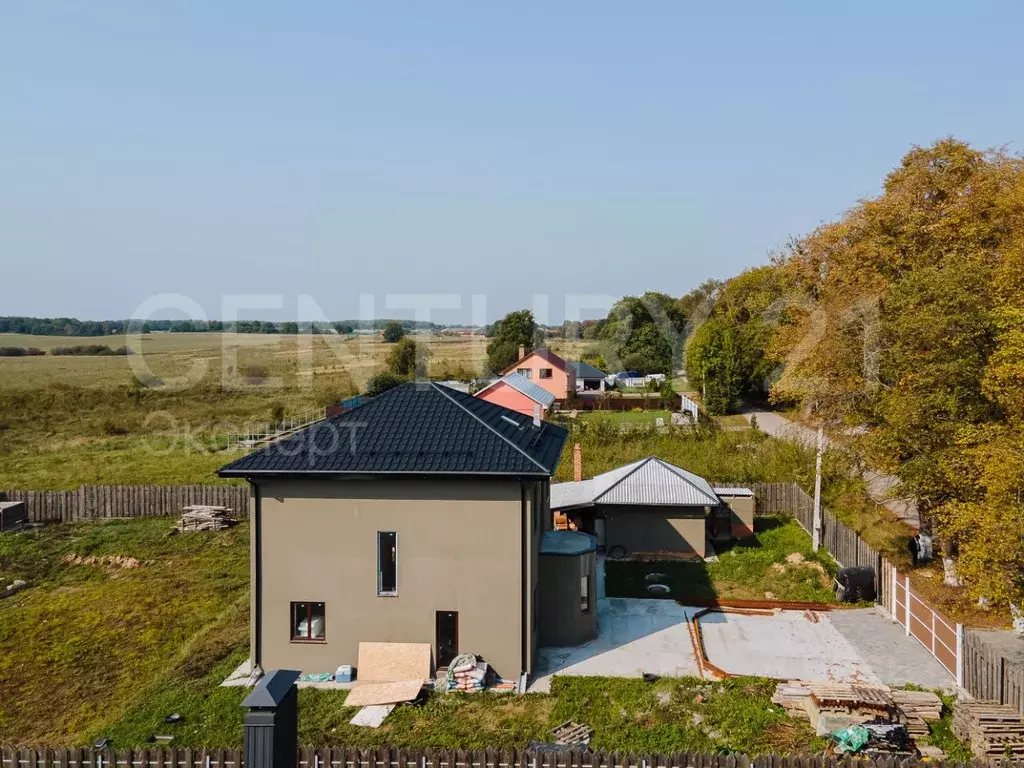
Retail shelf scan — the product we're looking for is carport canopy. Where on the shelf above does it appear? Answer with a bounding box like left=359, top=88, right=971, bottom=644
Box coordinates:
left=550, top=456, right=721, bottom=511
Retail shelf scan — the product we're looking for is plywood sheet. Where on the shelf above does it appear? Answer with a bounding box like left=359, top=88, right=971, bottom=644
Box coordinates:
left=344, top=680, right=423, bottom=707
left=357, top=642, right=431, bottom=682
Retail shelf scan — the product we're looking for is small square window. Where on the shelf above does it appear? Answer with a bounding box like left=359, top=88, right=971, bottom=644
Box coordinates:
left=539, top=368, right=553, bottom=379
left=291, top=601, right=326, bottom=641
left=517, top=368, right=533, bottom=379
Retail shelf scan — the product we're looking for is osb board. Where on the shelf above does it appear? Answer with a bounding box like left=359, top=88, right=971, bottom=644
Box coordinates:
left=357, top=642, right=431, bottom=682
left=345, top=680, right=424, bottom=707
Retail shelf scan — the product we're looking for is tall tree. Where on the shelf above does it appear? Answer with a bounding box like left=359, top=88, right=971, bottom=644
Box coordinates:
left=485, top=310, right=536, bottom=373
left=382, top=321, right=407, bottom=343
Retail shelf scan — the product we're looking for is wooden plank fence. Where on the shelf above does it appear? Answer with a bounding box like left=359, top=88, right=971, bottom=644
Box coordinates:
left=963, top=630, right=1024, bottom=716
left=0, top=485, right=251, bottom=523
left=3, top=746, right=1023, bottom=768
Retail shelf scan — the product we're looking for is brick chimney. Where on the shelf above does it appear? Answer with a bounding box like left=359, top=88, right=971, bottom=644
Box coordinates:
left=518, top=345, right=526, bottom=360
left=573, top=443, right=582, bottom=482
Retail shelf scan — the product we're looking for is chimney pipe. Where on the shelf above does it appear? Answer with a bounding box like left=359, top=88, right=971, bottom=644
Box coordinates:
left=533, top=404, right=541, bottom=427
left=518, top=345, right=526, bottom=360
left=573, top=443, right=582, bottom=482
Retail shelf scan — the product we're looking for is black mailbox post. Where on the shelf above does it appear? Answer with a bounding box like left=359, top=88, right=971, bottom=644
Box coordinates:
left=242, top=669, right=301, bottom=768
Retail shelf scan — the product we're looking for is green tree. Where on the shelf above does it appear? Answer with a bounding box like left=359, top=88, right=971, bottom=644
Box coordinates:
left=485, top=310, right=536, bottom=373
left=382, top=321, right=407, bottom=343
left=773, top=138, right=1024, bottom=603
left=364, top=371, right=406, bottom=397
left=687, top=318, right=743, bottom=414
left=333, top=322, right=354, bottom=335
left=280, top=322, right=299, bottom=334
left=386, top=337, right=430, bottom=377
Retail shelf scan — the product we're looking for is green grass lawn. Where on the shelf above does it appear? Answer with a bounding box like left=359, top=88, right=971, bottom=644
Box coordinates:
left=575, top=409, right=674, bottom=425
left=605, top=515, right=837, bottom=603
left=91, top=672, right=824, bottom=754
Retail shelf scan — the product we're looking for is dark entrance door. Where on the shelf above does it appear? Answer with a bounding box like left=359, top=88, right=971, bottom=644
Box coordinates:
left=435, top=610, right=458, bottom=668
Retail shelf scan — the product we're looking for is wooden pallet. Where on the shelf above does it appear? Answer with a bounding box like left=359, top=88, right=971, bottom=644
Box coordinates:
left=953, top=699, right=1024, bottom=759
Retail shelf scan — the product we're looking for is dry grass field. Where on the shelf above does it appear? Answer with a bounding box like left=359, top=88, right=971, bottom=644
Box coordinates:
left=0, top=332, right=587, bottom=488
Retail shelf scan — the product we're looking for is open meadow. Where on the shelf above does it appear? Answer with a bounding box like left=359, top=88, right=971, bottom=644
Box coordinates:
left=0, top=331, right=585, bottom=488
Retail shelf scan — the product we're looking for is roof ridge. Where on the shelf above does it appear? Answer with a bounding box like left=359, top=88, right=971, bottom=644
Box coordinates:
left=594, top=456, right=653, bottom=502
left=430, top=382, right=549, bottom=473
left=655, top=458, right=720, bottom=504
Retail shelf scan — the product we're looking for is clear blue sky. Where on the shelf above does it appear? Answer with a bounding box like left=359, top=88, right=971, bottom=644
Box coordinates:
left=2, top=2, right=1022, bottom=324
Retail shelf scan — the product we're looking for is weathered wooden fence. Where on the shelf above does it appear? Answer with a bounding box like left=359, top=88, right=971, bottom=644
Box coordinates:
left=3, top=746, right=1022, bottom=768
left=963, top=629, right=1024, bottom=716
left=0, top=485, right=250, bottom=522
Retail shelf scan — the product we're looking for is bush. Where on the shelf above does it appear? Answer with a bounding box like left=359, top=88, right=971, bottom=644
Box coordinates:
left=50, top=345, right=132, bottom=356
left=382, top=321, right=407, bottom=343
left=0, top=346, right=45, bottom=356
left=365, top=371, right=406, bottom=397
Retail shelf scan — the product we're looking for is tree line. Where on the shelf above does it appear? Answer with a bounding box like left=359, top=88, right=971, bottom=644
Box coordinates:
left=685, top=138, right=1024, bottom=606
left=0, top=317, right=441, bottom=336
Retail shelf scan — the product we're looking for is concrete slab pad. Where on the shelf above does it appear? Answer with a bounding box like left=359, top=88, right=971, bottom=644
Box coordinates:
left=825, top=607, right=953, bottom=689
left=531, top=598, right=699, bottom=692
left=698, top=609, right=880, bottom=683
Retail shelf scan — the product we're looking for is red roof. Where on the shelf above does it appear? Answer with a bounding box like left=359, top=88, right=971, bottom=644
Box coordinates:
left=501, top=348, right=570, bottom=374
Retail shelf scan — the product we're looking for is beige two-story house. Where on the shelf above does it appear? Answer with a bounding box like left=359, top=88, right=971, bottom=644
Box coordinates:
left=218, top=382, right=571, bottom=680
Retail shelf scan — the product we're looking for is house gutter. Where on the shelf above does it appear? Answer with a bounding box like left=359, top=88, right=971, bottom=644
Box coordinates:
left=519, top=480, right=528, bottom=682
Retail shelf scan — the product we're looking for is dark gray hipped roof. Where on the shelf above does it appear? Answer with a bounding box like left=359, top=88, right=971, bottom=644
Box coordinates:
left=218, top=382, right=568, bottom=478
left=570, top=360, right=607, bottom=379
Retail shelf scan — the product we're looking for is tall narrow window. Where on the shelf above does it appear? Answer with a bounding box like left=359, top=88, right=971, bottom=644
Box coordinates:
left=291, top=601, right=326, bottom=641
left=580, top=574, right=590, bottom=613
left=378, top=531, right=397, bottom=595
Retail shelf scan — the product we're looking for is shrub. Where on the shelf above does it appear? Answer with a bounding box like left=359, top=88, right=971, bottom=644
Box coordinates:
left=382, top=321, right=407, bottom=343
left=50, top=345, right=132, bottom=356
left=0, top=346, right=45, bottom=356
left=364, top=371, right=406, bottom=397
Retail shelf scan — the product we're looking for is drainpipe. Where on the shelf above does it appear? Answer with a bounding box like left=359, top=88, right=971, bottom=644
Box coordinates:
left=253, top=482, right=263, bottom=671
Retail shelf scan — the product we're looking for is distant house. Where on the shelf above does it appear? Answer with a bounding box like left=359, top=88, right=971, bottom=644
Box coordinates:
left=501, top=347, right=576, bottom=401
left=474, top=372, right=556, bottom=417
left=570, top=360, right=608, bottom=392
left=550, top=457, right=755, bottom=559
left=218, top=382, right=601, bottom=680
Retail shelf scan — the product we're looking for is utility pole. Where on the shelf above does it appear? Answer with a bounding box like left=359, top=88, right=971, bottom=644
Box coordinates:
left=812, top=421, right=824, bottom=551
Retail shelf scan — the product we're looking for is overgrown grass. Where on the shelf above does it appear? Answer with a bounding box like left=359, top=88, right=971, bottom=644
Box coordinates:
left=556, top=427, right=831, bottom=489
left=606, top=516, right=837, bottom=603
left=0, top=518, right=249, bottom=743
left=1, top=519, right=826, bottom=753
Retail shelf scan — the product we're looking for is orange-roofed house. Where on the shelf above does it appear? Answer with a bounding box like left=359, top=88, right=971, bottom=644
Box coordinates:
left=475, top=372, right=556, bottom=418
left=501, top=347, right=576, bottom=401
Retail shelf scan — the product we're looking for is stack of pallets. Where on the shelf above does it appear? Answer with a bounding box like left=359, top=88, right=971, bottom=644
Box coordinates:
left=953, top=700, right=1024, bottom=759
left=891, top=689, right=943, bottom=739
left=176, top=505, right=235, bottom=532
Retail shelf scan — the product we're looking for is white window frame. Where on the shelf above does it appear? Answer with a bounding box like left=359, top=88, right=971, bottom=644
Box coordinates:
left=377, top=531, right=398, bottom=596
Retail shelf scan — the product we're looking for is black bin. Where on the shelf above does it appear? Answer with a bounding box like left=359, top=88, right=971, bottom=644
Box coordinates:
left=835, top=565, right=876, bottom=603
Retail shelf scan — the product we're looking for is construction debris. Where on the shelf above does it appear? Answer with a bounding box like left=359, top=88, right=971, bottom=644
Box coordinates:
left=176, top=505, right=236, bottom=532
left=441, top=654, right=515, bottom=693
left=891, top=689, right=943, bottom=740
left=953, top=699, right=1024, bottom=759
left=552, top=721, right=593, bottom=747
left=772, top=681, right=898, bottom=735
left=349, top=704, right=396, bottom=728
left=344, top=642, right=430, bottom=707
